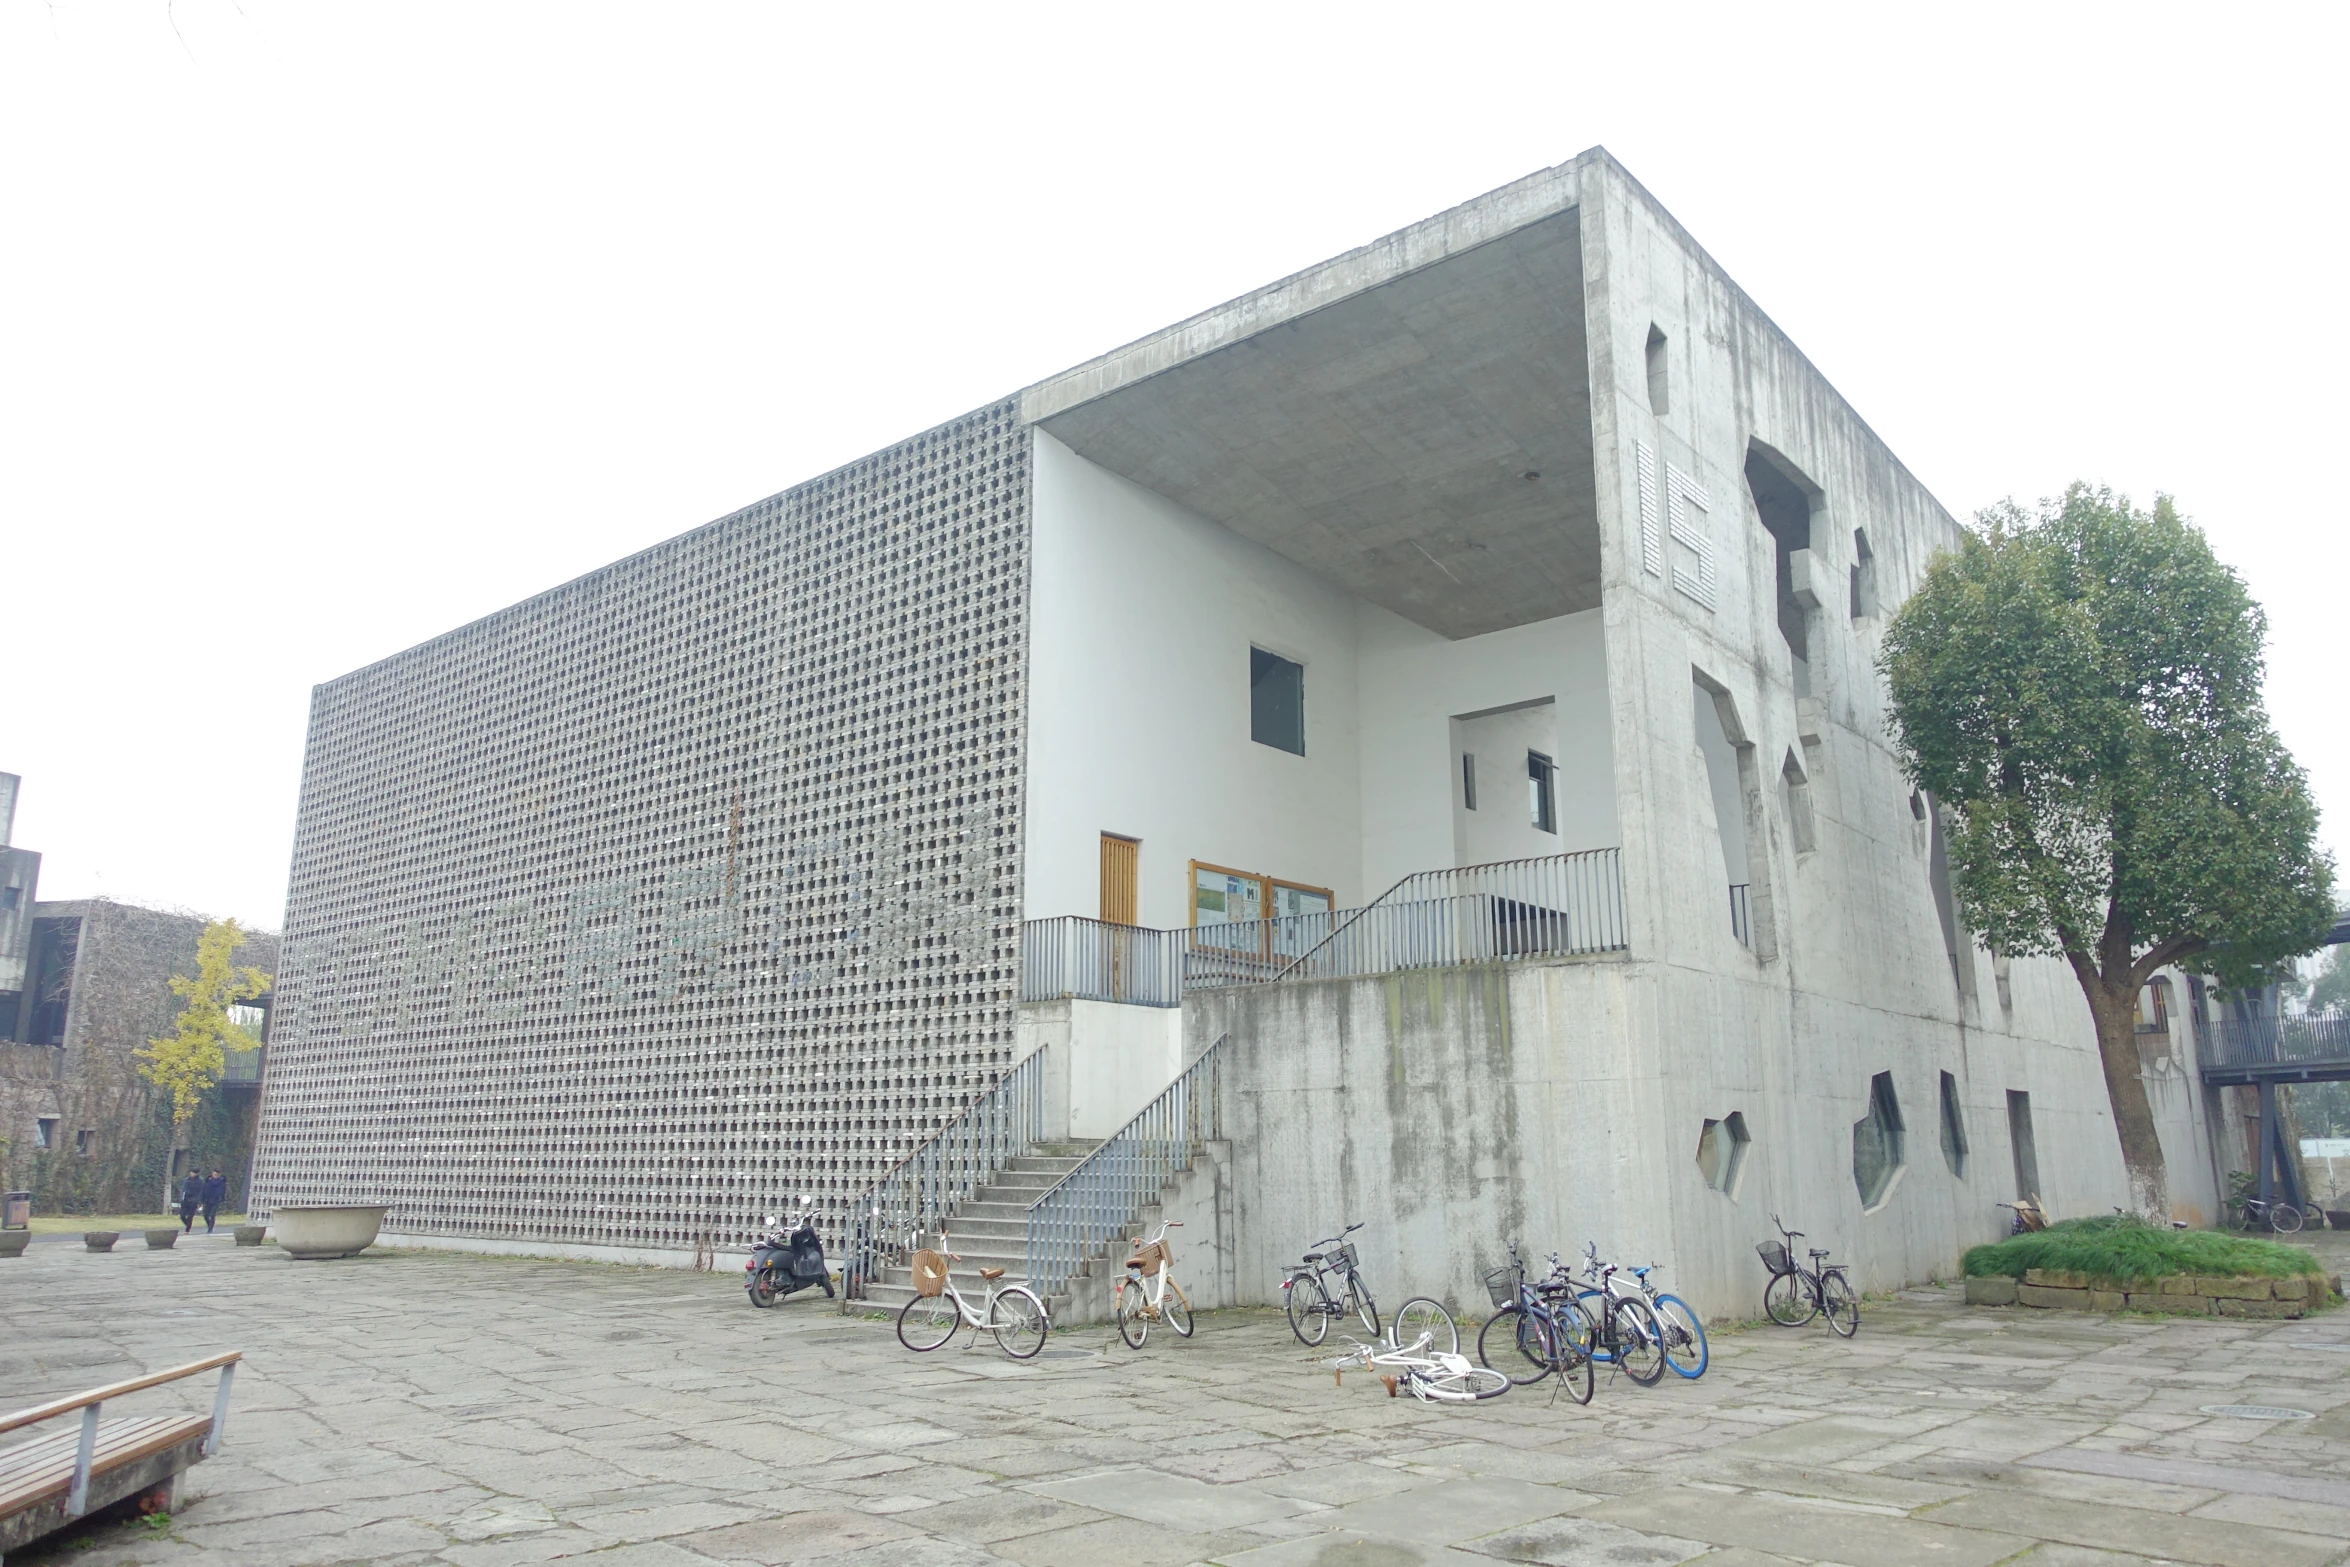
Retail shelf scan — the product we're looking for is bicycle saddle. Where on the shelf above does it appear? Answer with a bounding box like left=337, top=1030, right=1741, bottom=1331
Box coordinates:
left=978, top=1266, right=1005, bottom=1281
left=1808, top=1248, right=1829, bottom=1259
left=1632, top=1266, right=1652, bottom=1278
left=1303, top=1252, right=1324, bottom=1262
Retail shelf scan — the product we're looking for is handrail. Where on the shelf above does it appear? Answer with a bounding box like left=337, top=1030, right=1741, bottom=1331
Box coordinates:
left=0, top=1351, right=242, bottom=1436
left=841, top=1047, right=1048, bottom=1300
left=1024, top=1035, right=1226, bottom=1303
left=1273, top=849, right=1626, bottom=981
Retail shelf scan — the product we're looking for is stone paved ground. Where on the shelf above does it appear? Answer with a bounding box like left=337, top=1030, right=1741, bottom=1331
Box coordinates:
left=5, top=1232, right=2349, bottom=1567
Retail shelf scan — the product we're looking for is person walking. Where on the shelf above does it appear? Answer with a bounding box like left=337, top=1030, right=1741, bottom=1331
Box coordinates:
left=201, top=1168, right=227, bottom=1233
left=177, top=1171, right=202, bottom=1233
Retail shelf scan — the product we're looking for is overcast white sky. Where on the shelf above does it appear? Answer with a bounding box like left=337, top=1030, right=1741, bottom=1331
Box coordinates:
left=3, top=2, right=2343, bottom=933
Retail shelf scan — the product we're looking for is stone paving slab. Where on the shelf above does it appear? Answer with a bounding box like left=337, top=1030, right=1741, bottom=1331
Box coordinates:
left=0, top=1235, right=2345, bottom=1567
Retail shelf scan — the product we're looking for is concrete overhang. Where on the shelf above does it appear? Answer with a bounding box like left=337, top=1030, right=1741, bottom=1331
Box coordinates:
left=1022, top=160, right=1600, bottom=641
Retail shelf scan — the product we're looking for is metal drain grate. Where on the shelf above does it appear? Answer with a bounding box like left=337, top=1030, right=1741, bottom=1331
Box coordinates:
left=2199, top=1404, right=2314, bottom=1420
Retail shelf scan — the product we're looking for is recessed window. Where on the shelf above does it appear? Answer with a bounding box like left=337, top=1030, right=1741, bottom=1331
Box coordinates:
left=1852, top=1072, right=1906, bottom=1209
left=1645, top=324, right=1670, bottom=416
left=1782, top=750, right=1816, bottom=854
left=34, top=1116, right=57, bottom=1151
left=2007, top=1090, right=2040, bottom=1204
left=1696, top=1111, right=1750, bottom=1195
left=1939, top=1071, right=1968, bottom=1179
left=75, top=1128, right=94, bottom=1157
left=1250, top=648, right=1305, bottom=755
left=1462, top=753, right=1478, bottom=812
left=1850, top=527, right=1877, bottom=619
left=0, top=886, right=18, bottom=910
left=1527, top=751, right=1557, bottom=834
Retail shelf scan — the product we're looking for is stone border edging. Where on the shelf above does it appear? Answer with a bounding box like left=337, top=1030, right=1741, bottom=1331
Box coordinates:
left=1965, top=1267, right=2345, bottom=1319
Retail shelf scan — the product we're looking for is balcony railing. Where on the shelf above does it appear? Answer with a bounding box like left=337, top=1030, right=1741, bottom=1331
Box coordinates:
left=1273, top=849, right=1627, bottom=983
left=1022, top=917, right=1183, bottom=1008
left=2202, top=1012, right=2350, bottom=1074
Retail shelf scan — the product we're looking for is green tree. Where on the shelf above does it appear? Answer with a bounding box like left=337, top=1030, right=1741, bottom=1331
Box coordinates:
left=136, top=918, right=271, bottom=1126
left=2302, top=945, right=2350, bottom=1015
left=1880, top=484, right=2334, bottom=1219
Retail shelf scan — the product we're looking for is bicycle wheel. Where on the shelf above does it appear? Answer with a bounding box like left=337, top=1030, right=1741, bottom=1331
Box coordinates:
left=1351, top=1278, right=1380, bottom=1341
left=1478, top=1305, right=1553, bottom=1387
left=2271, top=1202, right=2305, bottom=1234
left=1114, top=1281, right=1150, bottom=1349
left=1416, top=1364, right=1512, bottom=1401
left=1389, top=1297, right=1456, bottom=1356
left=1572, top=1291, right=1615, bottom=1361
left=990, top=1286, right=1050, bottom=1360
left=1611, top=1297, right=1666, bottom=1385
left=1549, top=1300, right=1595, bottom=1405
left=1654, top=1294, right=1709, bottom=1379
left=1286, top=1273, right=1330, bottom=1346
left=897, top=1292, right=960, bottom=1351
left=1163, top=1282, right=1194, bottom=1339
left=1764, top=1271, right=1817, bottom=1327
left=1821, top=1271, right=1860, bottom=1338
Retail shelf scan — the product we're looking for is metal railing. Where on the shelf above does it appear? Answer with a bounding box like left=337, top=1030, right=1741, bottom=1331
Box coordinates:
left=1022, top=916, right=1182, bottom=1007
left=1729, top=883, right=1751, bottom=949
left=2202, top=1011, right=2350, bottom=1074
left=1025, top=1034, right=1226, bottom=1303
left=1271, top=849, right=1627, bottom=983
left=842, top=1047, right=1049, bottom=1299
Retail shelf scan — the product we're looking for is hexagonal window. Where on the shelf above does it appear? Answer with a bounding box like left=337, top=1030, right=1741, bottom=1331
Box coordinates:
left=1852, top=1072, right=1906, bottom=1210
left=1696, top=1111, right=1750, bottom=1196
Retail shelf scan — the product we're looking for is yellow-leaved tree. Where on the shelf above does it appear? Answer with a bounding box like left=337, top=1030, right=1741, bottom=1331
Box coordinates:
left=138, top=918, right=273, bottom=1126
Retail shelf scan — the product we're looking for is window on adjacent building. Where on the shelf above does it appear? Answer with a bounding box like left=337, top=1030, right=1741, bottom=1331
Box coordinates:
left=74, top=1128, right=93, bottom=1156
left=1250, top=648, right=1305, bottom=755
left=35, top=1116, right=57, bottom=1151
left=0, top=886, right=18, bottom=910
left=1527, top=751, right=1557, bottom=834
left=1462, top=753, right=1478, bottom=811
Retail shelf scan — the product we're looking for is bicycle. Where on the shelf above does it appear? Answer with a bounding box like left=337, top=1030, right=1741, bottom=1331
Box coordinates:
left=1113, top=1219, right=1194, bottom=1348
left=1476, top=1243, right=1595, bottom=1405
left=1283, top=1222, right=1380, bottom=1346
left=2236, top=1195, right=2306, bottom=1234
left=1322, top=1328, right=1510, bottom=1403
left=894, top=1227, right=1051, bottom=1360
left=1758, top=1215, right=1858, bottom=1337
left=1602, top=1252, right=1708, bottom=1379
left=1569, top=1242, right=1666, bottom=1386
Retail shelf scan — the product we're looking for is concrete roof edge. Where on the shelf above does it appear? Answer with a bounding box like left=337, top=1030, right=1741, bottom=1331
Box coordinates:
left=1015, top=151, right=1602, bottom=426
left=1585, top=151, right=1963, bottom=536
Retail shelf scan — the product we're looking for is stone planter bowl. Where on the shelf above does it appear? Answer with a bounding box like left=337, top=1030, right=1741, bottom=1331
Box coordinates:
left=0, top=1230, right=29, bottom=1258
left=2328, top=1211, right=2350, bottom=1232
left=144, top=1228, right=179, bottom=1250
left=233, top=1224, right=268, bottom=1247
left=85, top=1231, right=120, bottom=1251
left=269, top=1205, right=390, bottom=1260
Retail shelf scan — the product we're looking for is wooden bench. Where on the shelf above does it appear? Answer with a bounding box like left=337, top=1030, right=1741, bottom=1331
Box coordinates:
left=0, top=1351, right=240, bottom=1562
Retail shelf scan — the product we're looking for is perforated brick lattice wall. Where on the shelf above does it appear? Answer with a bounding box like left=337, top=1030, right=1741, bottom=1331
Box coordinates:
left=250, top=402, right=1031, bottom=1252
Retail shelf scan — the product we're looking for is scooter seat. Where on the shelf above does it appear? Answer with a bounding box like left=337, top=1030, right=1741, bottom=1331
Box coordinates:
left=978, top=1266, right=1006, bottom=1281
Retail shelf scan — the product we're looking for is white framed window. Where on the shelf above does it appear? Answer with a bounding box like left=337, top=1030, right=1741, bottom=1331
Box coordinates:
left=1527, top=751, right=1557, bottom=834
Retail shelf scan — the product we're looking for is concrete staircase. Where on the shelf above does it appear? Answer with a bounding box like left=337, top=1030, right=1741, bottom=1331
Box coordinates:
left=853, top=1142, right=1096, bottom=1315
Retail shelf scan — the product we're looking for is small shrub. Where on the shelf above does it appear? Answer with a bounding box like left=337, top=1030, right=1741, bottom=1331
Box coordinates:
left=1962, top=1215, right=2323, bottom=1284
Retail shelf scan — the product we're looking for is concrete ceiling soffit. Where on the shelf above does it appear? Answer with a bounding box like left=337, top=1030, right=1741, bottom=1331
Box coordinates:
left=1037, top=210, right=1601, bottom=641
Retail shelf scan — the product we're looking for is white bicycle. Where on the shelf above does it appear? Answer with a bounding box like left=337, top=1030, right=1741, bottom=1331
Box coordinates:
left=893, top=1228, right=1050, bottom=1360
left=1324, top=1315, right=1508, bottom=1403
left=1113, top=1219, right=1194, bottom=1348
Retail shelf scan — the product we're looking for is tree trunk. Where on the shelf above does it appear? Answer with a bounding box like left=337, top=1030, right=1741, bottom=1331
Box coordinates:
left=2089, top=985, right=2170, bottom=1221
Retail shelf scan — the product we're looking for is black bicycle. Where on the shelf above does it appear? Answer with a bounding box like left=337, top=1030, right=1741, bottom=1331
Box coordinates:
left=1569, top=1242, right=1666, bottom=1385
left=1759, top=1215, right=1858, bottom=1337
left=1476, top=1243, right=1595, bottom=1404
left=1283, top=1222, right=1380, bottom=1345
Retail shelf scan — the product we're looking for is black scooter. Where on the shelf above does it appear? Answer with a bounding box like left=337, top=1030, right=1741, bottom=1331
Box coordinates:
left=746, top=1199, right=834, bottom=1307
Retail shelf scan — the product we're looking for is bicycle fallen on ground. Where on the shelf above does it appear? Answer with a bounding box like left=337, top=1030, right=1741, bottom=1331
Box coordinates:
left=1323, top=1319, right=1507, bottom=1403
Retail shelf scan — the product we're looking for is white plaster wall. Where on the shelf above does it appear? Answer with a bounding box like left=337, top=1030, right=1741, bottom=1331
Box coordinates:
left=1066, top=998, right=1182, bottom=1139
left=1024, top=431, right=1366, bottom=926
left=1451, top=702, right=1563, bottom=866
left=1354, top=603, right=1616, bottom=897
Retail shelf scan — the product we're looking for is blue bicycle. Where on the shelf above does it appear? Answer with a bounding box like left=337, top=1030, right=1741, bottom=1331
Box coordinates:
left=1594, top=1247, right=1708, bottom=1379
left=1566, top=1242, right=1668, bottom=1386
left=1476, top=1242, right=1595, bottom=1404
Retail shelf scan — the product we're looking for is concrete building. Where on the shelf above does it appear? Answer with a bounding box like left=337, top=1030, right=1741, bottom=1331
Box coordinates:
left=250, top=150, right=2238, bottom=1318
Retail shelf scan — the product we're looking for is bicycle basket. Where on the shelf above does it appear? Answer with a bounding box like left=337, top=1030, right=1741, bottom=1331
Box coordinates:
left=1756, top=1240, right=1792, bottom=1276
left=1482, top=1264, right=1521, bottom=1309
left=910, top=1249, right=949, bottom=1298
left=1331, top=1242, right=1359, bottom=1272
left=1129, top=1238, right=1168, bottom=1276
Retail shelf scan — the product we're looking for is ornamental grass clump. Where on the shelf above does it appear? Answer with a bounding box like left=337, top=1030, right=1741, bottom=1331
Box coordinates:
left=1962, top=1215, right=2323, bottom=1284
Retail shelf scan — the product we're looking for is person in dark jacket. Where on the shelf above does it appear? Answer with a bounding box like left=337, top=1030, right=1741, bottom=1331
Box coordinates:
left=177, top=1172, right=202, bottom=1232
left=200, top=1169, right=227, bottom=1233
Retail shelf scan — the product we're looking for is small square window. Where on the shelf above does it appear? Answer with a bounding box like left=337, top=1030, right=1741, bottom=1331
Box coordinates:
left=1250, top=648, right=1305, bottom=755
left=1527, top=751, right=1557, bottom=834
left=35, top=1117, right=58, bottom=1151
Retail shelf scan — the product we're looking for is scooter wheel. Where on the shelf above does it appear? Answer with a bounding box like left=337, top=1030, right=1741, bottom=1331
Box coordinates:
left=823, top=1280, right=836, bottom=1298
left=747, top=1277, right=778, bottom=1308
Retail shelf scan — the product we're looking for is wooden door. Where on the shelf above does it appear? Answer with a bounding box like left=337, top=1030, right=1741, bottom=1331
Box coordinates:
left=1100, top=835, right=1139, bottom=926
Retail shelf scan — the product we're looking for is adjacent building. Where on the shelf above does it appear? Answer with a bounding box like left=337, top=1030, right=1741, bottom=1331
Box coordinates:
left=248, top=150, right=2244, bottom=1316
